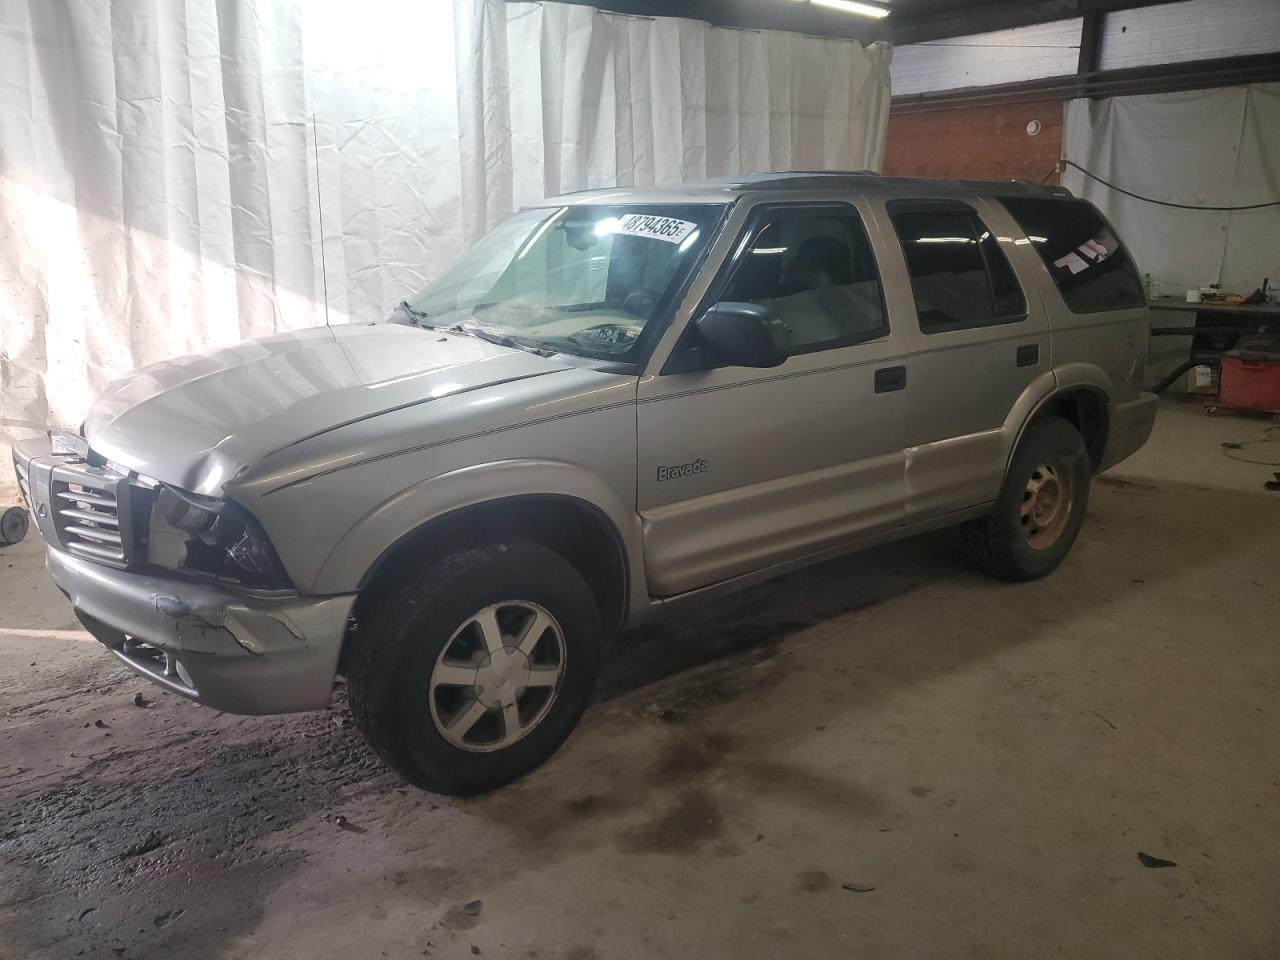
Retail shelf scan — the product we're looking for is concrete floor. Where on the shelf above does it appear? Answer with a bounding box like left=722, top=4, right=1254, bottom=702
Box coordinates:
left=2, top=400, right=1278, bottom=959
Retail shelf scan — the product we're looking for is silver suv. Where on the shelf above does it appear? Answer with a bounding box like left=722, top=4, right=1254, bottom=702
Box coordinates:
left=13, top=172, right=1156, bottom=794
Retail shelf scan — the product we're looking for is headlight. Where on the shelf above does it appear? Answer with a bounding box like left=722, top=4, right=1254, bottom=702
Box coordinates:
left=149, top=487, right=291, bottom=589
left=157, top=486, right=219, bottom=533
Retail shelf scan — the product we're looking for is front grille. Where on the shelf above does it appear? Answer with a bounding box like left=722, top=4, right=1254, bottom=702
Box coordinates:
left=14, top=441, right=150, bottom=570
left=49, top=460, right=137, bottom=568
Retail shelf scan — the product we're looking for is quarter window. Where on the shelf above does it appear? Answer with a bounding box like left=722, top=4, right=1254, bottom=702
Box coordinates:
left=999, top=196, right=1145, bottom=314
left=717, top=207, right=888, bottom=355
left=888, top=200, right=1028, bottom=334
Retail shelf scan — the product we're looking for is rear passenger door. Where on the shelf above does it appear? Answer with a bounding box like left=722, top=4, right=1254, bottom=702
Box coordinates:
left=879, top=197, right=1051, bottom=519
left=636, top=201, right=919, bottom=597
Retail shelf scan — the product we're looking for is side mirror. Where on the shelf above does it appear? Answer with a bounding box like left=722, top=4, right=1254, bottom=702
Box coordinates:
left=693, top=302, right=789, bottom=369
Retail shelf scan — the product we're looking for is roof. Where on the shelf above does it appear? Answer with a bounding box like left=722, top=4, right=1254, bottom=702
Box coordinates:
left=542, top=170, right=1076, bottom=206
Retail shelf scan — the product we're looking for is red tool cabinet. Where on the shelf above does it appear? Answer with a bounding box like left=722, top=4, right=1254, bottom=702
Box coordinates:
left=1219, top=334, right=1280, bottom=414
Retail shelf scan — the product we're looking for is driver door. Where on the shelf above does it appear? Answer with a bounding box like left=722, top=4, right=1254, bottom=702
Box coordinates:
left=636, top=201, right=918, bottom=597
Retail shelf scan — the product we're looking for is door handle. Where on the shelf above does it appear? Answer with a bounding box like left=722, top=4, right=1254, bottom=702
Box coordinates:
left=874, top=365, right=907, bottom=393
left=1016, top=343, right=1040, bottom=368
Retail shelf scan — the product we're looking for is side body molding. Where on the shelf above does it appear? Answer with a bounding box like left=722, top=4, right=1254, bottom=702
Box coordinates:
left=309, top=459, right=649, bottom=616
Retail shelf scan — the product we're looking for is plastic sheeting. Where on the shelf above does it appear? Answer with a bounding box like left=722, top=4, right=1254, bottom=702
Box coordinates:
left=457, top=1, right=892, bottom=245
left=0, top=0, right=891, bottom=431
left=0, top=0, right=461, bottom=432
left=1062, top=84, right=1280, bottom=295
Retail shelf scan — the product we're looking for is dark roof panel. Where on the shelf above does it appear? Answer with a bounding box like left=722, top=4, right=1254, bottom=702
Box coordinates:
left=543, top=171, right=1075, bottom=205
left=679, top=170, right=1074, bottom=197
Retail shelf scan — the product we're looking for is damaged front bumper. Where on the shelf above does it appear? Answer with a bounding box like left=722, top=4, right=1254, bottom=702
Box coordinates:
left=47, top=548, right=355, bottom=714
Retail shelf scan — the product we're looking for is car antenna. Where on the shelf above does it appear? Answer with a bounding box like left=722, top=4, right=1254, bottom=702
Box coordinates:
left=312, top=113, right=331, bottom=328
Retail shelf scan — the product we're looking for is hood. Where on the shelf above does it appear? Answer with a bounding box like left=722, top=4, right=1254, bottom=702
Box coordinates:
left=85, top=323, right=570, bottom=495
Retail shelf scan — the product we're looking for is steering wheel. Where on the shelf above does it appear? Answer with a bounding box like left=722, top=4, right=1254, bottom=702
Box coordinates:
left=623, top=289, right=660, bottom=319
left=567, top=323, right=640, bottom=352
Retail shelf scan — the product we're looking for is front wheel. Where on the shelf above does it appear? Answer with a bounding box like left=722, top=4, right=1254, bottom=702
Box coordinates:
left=347, top=540, right=602, bottom=795
left=962, top=415, right=1091, bottom=581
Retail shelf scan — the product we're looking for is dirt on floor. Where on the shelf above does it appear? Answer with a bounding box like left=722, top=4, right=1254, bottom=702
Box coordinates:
left=2, top=403, right=1279, bottom=959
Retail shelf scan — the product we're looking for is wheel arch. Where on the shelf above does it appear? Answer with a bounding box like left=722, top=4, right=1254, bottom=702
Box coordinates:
left=312, top=460, right=644, bottom=638
left=1010, top=367, right=1113, bottom=479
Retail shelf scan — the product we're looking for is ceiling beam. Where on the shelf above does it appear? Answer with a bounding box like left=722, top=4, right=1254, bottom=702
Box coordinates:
left=525, top=0, right=1174, bottom=45
left=889, top=0, right=1169, bottom=46
left=890, top=51, right=1280, bottom=112
left=1076, top=8, right=1104, bottom=92
left=525, top=0, right=889, bottom=42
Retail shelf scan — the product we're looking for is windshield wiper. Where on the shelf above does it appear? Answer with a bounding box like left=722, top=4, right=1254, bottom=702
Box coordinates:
left=397, top=299, right=430, bottom=325
left=443, top=321, right=556, bottom=357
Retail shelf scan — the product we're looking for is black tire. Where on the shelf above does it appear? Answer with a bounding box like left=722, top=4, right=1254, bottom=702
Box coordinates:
left=961, top=415, right=1091, bottom=582
left=347, top=539, right=602, bottom=795
left=1, top=506, right=29, bottom=545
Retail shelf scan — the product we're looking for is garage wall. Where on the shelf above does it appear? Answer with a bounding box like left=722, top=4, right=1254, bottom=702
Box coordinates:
left=0, top=0, right=891, bottom=433
left=881, top=100, right=1063, bottom=182
left=1062, top=83, right=1280, bottom=294
left=890, top=18, right=1081, bottom=97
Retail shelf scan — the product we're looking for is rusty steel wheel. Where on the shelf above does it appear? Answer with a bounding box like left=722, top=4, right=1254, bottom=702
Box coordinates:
left=961, top=415, right=1091, bottom=582
left=1019, top=457, right=1076, bottom=550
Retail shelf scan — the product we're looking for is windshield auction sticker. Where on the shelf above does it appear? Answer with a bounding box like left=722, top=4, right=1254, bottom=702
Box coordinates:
left=614, top=214, right=698, bottom=245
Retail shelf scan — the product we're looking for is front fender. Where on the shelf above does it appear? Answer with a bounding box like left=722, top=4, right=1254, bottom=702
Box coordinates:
left=309, top=458, right=647, bottom=613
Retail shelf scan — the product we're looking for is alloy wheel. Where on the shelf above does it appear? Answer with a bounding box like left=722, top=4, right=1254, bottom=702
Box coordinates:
left=427, top=601, right=566, bottom=752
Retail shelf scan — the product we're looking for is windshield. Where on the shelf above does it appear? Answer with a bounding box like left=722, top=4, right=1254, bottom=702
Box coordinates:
left=400, top=203, right=724, bottom=360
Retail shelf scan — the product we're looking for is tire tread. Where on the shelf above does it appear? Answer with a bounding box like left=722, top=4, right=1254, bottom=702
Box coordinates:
left=346, top=539, right=596, bottom=794
left=960, top=415, right=1090, bottom=582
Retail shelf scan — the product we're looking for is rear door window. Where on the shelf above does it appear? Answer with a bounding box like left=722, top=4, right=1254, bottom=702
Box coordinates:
left=998, top=196, right=1145, bottom=314
left=887, top=200, right=1027, bottom=334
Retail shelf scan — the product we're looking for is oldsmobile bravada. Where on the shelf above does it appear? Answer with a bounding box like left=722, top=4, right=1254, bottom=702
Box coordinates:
left=14, top=172, right=1156, bottom=793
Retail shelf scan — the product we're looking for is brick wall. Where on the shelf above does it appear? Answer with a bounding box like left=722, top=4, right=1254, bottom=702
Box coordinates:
left=882, top=99, right=1064, bottom=183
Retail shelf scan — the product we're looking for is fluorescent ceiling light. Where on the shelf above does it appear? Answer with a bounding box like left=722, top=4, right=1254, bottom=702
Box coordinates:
left=811, top=0, right=891, bottom=19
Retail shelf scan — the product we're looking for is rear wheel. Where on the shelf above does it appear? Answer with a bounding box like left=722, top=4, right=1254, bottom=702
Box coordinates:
left=962, top=415, right=1091, bottom=581
left=347, top=539, right=602, bottom=795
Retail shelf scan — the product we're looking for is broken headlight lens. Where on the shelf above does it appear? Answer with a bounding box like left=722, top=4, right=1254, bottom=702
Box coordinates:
left=157, top=485, right=219, bottom=533
left=149, top=487, right=291, bottom=589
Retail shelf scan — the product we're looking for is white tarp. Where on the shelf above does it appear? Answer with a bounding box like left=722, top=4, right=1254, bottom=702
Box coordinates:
left=1062, top=83, right=1280, bottom=296
left=0, top=0, right=462, bottom=433
left=458, top=1, right=892, bottom=246
left=0, top=0, right=891, bottom=432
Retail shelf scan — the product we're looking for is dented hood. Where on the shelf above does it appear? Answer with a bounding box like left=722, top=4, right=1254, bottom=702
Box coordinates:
left=84, top=323, right=569, bottom=495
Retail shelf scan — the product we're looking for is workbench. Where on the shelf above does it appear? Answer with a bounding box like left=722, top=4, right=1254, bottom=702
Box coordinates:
left=1147, top=297, right=1279, bottom=395
left=1150, top=297, right=1279, bottom=334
